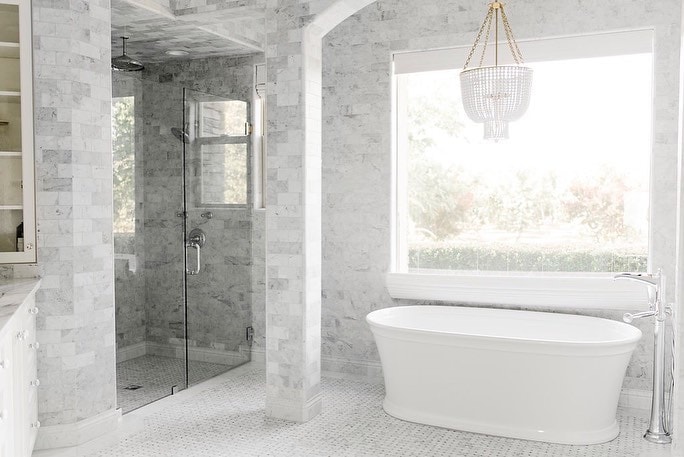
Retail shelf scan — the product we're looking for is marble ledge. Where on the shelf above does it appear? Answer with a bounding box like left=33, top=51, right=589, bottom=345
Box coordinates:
left=0, top=278, right=41, bottom=339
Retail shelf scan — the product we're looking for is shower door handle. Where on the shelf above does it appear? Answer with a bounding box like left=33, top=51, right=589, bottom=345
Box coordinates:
left=186, top=241, right=201, bottom=275
left=185, top=228, right=206, bottom=276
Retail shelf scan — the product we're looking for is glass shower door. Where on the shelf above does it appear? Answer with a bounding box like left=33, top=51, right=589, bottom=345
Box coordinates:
left=182, top=88, right=253, bottom=386
left=112, top=74, right=188, bottom=413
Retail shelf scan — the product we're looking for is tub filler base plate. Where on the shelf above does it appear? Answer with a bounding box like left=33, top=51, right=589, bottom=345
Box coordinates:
left=382, top=399, right=620, bottom=445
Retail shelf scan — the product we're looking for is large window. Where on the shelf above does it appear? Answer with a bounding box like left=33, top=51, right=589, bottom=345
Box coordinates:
left=391, top=30, right=654, bottom=306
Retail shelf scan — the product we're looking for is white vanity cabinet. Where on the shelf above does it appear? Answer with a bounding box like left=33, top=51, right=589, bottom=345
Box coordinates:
left=0, top=280, right=40, bottom=457
left=0, top=0, right=36, bottom=264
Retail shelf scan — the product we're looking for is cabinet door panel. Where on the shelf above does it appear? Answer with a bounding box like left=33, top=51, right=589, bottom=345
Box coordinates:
left=0, top=0, right=35, bottom=264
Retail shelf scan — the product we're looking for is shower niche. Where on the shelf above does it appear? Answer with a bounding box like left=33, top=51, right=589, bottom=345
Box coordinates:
left=0, top=1, right=35, bottom=264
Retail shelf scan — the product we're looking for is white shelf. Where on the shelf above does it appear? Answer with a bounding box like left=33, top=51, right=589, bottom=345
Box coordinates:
left=0, top=41, right=19, bottom=59
left=0, top=151, right=21, bottom=157
left=0, top=91, right=20, bottom=104
left=0, top=205, right=22, bottom=210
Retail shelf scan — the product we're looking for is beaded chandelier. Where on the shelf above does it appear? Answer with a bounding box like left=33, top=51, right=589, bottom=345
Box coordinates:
left=460, top=2, right=532, bottom=140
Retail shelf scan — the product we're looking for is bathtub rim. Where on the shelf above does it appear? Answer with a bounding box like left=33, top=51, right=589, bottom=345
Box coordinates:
left=366, top=305, right=642, bottom=356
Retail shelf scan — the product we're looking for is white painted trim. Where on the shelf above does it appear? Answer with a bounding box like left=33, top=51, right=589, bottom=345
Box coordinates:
left=265, top=392, right=324, bottom=423
left=248, top=346, right=266, bottom=366
left=115, top=342, right=146, bottom=363
left=618, top=388, right=652, bottom=411
left=145, top=342, right=249, bottom=366
left=394, top=28, right=654, bottom=74
left=121, top=0, right=175, bottom=20
left=386, top=273, right=650, bottom=310
left=34, top=408, right=121, bottom=450
left=321, top=356, right=383, bottom=384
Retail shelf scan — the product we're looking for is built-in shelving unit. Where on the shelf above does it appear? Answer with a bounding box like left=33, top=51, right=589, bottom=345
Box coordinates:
left=0, top=0, right=35, bottom=264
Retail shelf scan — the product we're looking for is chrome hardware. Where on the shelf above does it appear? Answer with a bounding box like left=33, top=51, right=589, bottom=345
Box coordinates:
left=30, top=379, right=40, bottom=387
left=614, top=269, right=671, bottom=444
left=29, top=342, right=40, bottom=350
left=185, top=228, right=206, bottom=275
left=28, top=307, right=39, bottom=315
left=176, top=211, right=187, bottom=218
left=623, top=310, right=656, bottom=323
left=16, top=330, right=28, bottom=340
left=31, top=420, right=40, bottom=428
left=0, top=360, right=7, bottom=369
left=201, top=211, right=213, bottom=219
left=26, top=243, right=33, bottom=250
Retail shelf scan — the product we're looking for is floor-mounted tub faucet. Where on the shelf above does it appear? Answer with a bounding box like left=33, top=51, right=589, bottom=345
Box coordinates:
left=614, top=269, right=671, bottom=444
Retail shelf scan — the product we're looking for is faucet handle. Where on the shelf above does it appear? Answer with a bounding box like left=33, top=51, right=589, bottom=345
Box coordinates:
left=623, top=310, right=656, bottom=323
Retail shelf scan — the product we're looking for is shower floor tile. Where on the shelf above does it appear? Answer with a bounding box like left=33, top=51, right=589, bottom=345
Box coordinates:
left=116, top=354, right=231, bottom=413
left=36, top=363, right=670, bottom=457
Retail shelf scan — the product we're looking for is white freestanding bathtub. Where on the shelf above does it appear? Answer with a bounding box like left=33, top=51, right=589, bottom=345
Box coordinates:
left=366, top=305, right=642, bottom=445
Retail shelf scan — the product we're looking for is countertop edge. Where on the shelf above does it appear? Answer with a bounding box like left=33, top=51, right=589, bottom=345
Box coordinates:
left=0, top=278, right=42, bottom=339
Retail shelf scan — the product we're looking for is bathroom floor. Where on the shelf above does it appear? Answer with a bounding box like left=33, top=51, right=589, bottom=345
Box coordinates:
left=116, top=355, right=231, bottom=413
left=35, top=363, right=670, bottom=457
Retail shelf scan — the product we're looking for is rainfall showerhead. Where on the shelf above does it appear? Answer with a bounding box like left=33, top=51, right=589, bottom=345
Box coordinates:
left=171, top=127, right=190, bottom=144
left=112, top=37, right=144, bottom=72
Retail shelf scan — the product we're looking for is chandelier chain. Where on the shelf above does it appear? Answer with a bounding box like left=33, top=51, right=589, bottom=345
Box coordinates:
left=463, top=8, right=494, bottom=70
left=478, top=9, right=494, bottom=68
left=500, top=8, right=524, bottom=64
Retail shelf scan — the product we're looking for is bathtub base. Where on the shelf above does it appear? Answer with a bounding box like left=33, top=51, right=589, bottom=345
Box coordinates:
left=383, top=398, right=620, bottom=445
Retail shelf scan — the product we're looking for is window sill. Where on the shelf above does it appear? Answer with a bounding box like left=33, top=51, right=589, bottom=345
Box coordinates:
left=386, top=272, right=650, bottom=310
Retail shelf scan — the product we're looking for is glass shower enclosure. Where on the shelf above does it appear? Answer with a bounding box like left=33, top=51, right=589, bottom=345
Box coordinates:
left=112, top=74, right=253, bottom=413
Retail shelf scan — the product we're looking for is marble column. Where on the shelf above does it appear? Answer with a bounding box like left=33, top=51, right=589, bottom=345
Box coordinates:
left=31, top=0, right=118, bottom=448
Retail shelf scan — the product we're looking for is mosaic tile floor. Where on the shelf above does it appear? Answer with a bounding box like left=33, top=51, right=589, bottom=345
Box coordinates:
left=116, top=355, right=231, bottom=413
left=36, top=364, right=671, bottom=457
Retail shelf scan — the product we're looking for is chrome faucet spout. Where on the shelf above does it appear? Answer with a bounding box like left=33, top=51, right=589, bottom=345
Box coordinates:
left=614, top=272, right=660, bottom=308
left=613, top=272, right=658, bottom=287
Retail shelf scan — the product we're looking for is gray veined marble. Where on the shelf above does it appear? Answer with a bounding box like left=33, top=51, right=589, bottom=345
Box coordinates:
left=112, top=53, right=265, bottom=406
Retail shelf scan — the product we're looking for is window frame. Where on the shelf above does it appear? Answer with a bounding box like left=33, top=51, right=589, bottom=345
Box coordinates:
left=389, top=29, right=655, bottom=310
left=194, top=99, right=251, bottom=208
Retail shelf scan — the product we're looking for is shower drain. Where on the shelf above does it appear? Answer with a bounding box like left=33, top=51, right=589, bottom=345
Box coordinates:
left=123, top=384, right=143, bottom=390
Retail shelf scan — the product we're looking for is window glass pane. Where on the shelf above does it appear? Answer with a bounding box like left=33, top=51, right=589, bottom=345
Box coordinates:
left=401, top=54, right=651, bottom=273
left=112, top=96, right=135, bottom=234
left=200, top=100, right=247, bottom=137
left=201, top=143, right=247, bottom=205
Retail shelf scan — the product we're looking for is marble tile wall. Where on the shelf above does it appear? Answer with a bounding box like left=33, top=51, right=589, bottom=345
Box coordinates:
left=109, top=54, right=264, bottom=362
left=143, top=54, right=262, bottom=357
left=30, top=0, right=117, bottom=429
left=263, top=0, right=349, bottom=422
left=319, top=0, right=681, bottom=392
left=138, top=75, right=187, bottom=352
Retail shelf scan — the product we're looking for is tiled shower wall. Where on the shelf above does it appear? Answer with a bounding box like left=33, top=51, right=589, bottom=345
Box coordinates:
left=112, top=54, right=265, bottom=361
left=319, top=0, right=681, bottom=392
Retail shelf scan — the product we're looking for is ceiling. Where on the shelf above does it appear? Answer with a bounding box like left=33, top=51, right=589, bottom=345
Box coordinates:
left=111, top=0, right=265, bottom=64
